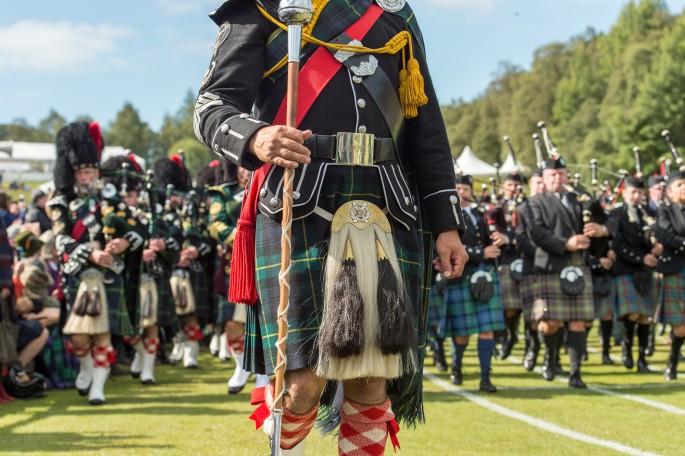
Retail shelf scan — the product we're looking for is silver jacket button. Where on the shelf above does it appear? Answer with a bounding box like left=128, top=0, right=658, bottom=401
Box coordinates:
left=353, top=75, right=363, bottom=84
left=213, top=144, right=220, bottom=152
left=259, top=188, right=267, bottom=198
left=357, top=99, right=366, bottom=109
left=292, top=191, right=301, bottom=201
left=239, top=113, right=250, bottom=119
left=270, top=197, right=279, bottom=208
left=221, top=124, right=229, bottom=134
left=450, top=195, right=459, bottom=205
left=358, top=125, right=367, bottom=133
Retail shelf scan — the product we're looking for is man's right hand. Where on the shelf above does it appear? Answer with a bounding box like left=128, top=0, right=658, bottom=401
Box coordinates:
left=566, top=234, right=591, bottom=251
left=143, top=249, right=157, bottom=262
left=248, top=126, right=313, bottom=169
left=643, top=253, right=658, bottom=268
left=90, top=250, right=113, bottom=268
left=484, top=245, right=501, bottom=259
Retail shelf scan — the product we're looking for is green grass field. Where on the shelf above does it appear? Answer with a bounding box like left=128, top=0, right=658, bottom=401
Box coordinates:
left=2, top=330, right=684, bottom=455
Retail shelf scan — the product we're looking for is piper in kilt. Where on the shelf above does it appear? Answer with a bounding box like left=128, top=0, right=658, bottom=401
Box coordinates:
left=442, top=174, right=503, bottom=393
left=528, top=156, right=608, bottom=388
left=515, top=170, right=544, bottom=371
left=498, top=172, right=525, bottom=360
left=49, top=122, right=144, bottom=405
left=152, top=156, right=206, bottom=369
left=655, top=170, right=685, bottom=381
left=101, top=153, right=165, bottom=385
left=194, top=1, right=468, bottom=453
left=607, top=177, right=661, bottom=373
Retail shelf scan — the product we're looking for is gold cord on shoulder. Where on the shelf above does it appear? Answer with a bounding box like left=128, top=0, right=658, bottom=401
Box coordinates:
left=257, top=2, right=427, bottom=118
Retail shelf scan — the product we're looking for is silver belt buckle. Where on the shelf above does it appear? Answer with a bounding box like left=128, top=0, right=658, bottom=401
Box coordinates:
left=336, top=132, right=375, bottom=166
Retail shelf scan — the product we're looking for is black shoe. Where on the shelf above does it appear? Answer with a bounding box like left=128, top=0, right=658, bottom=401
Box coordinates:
left=434, top=348, right=448, bottom=373
left=479, top=379, right=497, bottom=393
left=622, top=343, right=634, bottom=370
left=554, top=363, right=568, bottom=377
left=602, top=354, right=615, bottom=365
left=89, top=398, right=105, bottom=406
left=450, top=368, right=463, bottom=386
left=141, top=379, right=156, bottom=385
left=131, top=371, right=141, bottom=379
left=523, top=348, right=538, bottom=371
left=582, top=350, right=589, bottom=362
left=568, top=373, right=587, bottom=389
left=665, top=364, right=677, bottom=381
left=636, top=358, right=651, bottom=373
left=500, top=335, right=518, bottom=360
left=542, top=355, right=556, bottom=382
left=77, top=387, right=89, bottom=396
left=228, top=384, right=247, bottom=395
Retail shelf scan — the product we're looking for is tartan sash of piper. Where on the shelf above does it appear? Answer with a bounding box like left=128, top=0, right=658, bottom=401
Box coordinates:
left=229, top=2, right=386, bottom=306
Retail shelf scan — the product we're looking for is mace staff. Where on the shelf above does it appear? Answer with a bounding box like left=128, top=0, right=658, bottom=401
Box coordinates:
left=273, top=1, right=313, bottom=455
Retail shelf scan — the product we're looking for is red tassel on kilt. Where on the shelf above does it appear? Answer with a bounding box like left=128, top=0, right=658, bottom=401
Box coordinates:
left=229, top=165, right=270, bottom=306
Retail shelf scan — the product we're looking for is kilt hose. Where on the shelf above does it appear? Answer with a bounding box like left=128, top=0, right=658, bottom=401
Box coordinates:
left=520, top=275, right=536, bottom=323
left=662, top=268, right=685, bottom=326
left=532, top=268, right=594, bottom=322
left=441, top=268, right=504, bottom=338
left=245, top=165, right=430, bottom=427
left=499, top=265, right=522, bottom=311
left=615, top=274, right=658, bottom=318
left=65, top=272, right=133, bottom=336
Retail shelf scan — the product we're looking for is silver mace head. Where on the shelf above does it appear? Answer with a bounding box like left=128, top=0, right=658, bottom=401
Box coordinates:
left=278, top=0, right=314, bottom=25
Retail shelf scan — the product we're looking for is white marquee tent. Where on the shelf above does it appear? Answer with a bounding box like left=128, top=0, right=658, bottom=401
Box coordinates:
left=454, top=145, right=498, bottom=177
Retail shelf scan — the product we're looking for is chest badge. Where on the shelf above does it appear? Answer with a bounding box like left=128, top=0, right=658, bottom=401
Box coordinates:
left=375, top=0, right=405, bottom=12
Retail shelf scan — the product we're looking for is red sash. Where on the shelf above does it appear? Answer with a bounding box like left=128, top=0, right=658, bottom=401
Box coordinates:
left=229, top=4, right=385, bottom=305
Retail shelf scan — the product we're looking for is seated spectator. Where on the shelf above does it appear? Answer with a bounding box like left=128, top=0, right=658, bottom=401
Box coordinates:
left=1, top=229, right=49, bottom=399
left=24, top=190, right=51, bottom=234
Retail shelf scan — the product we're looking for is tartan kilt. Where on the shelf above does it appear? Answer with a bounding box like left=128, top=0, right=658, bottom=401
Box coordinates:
left=615, top=274, right=658, bottom=318
left=441, top=268, right=504, bottom=338
left=189, top=268, right=211, bottom=322
left=245, top=165, right=429, bottom=426
left=594, top=285, right=615, bottom=320
left=520, top=275, right=536, bottom=323
left=427, top=282, right=446, bottom=333
left=499, top=264, right=522, bottom=311
left=39, top=325, right=78, bottom=389
left=662, top=268, right=685, bottom=326
left=65, top=271, right=133, bottom=336
left=216, top=295, right=237, bottom=324
left=532, top=269, right=594, bottom=322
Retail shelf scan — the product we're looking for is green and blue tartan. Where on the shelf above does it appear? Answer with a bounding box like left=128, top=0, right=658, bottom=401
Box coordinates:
left=440, top=267, right=504, bottom=338
left=615, top=274, right=658, bottom=318
left=39, top=325, right=78, bottom=389
left=662, top=268, right=685, bottom=326
left=532, top=269, right=595, bottom=322
left=520, top=275, right=536, bottom=323
left=189, top=267, right=211, bottom=322
left=594, top=285, right=615, bottom=320
left=245, top=165, right=429, bottom=427
left=427, top=282, right=446, bottom=336
left=65, top=271, right=133, bottom=336
left=499, top=265, right=522, bottom=311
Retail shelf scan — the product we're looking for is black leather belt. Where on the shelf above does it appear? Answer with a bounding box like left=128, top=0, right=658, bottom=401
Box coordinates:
left=304, top=133, right=398, bottom=164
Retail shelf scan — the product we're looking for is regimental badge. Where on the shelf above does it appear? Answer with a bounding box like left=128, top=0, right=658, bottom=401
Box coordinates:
left=210, top=202, right=223, bottom=215
left=349, top=202, right=371, bottom=223
left=351, top=55, right=378, bottom=77
left=334, top=39, right=363, bottom=63
left=375, top=0, right=406, bottom=13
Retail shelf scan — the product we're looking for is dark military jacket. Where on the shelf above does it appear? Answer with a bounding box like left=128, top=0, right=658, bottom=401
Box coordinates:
left=607, top=203, right=654, bottom=276
left=193, top=0, right=465, bottom=237
left=656, top=201, right=685, bottom=275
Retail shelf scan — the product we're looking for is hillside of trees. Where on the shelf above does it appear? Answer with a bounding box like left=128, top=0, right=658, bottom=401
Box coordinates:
left=2, top=0, right=685, bottom=179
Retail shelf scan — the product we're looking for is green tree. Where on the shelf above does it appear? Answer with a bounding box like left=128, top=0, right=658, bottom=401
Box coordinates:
left=106, top=102, right=156, bottom=157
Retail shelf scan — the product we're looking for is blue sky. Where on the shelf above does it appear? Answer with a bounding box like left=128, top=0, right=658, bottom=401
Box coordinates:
left=2, top=0, right=685, bottom=132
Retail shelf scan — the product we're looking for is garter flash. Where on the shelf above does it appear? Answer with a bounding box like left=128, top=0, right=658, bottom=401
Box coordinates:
left=316, top=200, right=417, bottom=380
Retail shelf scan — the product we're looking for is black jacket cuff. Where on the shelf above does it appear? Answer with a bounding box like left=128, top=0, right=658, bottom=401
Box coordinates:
left=210, top=114, right=268, bottom=171
left=422, top=189, right=467, bottom=237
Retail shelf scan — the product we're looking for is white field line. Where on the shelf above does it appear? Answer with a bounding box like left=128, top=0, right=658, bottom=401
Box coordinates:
left=507, top=354, right=685, bottom=415
left=454, top=382, right=685, bottom=393
left=424, top=372, right=659, bottom=456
